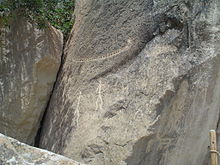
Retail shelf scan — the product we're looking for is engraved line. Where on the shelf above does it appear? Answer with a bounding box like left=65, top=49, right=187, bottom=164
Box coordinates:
left=95, top=80, right=103, bottom=111
left=72, top=39, right=132, bottom=62
left=74, top=91, right=81, bottom=125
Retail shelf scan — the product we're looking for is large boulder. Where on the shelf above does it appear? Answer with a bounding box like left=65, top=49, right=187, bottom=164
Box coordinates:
left=0, top=133, right=84, bottom=165
left=0, top=17, right=63, bottom=144
left=39, top=0, right=220, bottom=165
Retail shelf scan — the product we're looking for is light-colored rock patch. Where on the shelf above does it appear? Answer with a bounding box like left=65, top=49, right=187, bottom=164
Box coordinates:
left=0, top=17, right=63, bottom=144
left=0, top=133, right=84, bottom=165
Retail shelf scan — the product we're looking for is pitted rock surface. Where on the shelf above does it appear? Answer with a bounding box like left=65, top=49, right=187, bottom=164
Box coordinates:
left=39, top=0, right=220, bottom=165
left=0, top=133, right=84, bottom=165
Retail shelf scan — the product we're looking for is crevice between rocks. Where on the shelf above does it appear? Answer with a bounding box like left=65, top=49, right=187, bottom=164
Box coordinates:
left=34, top=37, right=67, bottom=147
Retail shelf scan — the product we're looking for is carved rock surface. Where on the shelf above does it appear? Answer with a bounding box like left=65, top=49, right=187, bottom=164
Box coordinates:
left=0, top=17, right=63, bottom=144
left=40, top=0, right=220, bottom=165
left=0, top=133, right=84, bottom=165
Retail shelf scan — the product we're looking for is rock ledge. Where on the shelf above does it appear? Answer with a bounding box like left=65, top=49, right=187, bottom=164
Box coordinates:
left=0, top=133, right=85, bottom=165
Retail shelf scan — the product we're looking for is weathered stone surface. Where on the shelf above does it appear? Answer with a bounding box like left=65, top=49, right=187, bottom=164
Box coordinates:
left=39, top=0, right=220, bottom=165
left=0, top=133, right=84, bottom=165
left=0, top=17, right=63, bottom=144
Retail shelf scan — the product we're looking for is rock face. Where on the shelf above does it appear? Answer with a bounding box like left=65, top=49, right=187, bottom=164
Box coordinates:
left=0, top=133, right=84, bottom=165
left=0, top=17, right=63, bottom=144
left=39, top=0, right=220, bottom=165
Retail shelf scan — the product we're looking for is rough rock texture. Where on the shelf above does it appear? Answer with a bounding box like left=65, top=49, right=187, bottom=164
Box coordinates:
left=0, top=17, right=63, bottom=144
left=39, top=0, right=220, bottom=165
left=0, top=133, right=84, bottom=165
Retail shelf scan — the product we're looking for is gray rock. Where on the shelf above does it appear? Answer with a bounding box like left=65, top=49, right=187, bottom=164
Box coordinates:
left=0, top=17, right=63, bottom=144
left=39, top=0, right=220, bottom=165
left=0, top=133, right=84, bottom=165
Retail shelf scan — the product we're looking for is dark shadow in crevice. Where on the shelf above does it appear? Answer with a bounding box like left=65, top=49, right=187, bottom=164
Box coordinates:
left=34, top=36, right=67, bottom=147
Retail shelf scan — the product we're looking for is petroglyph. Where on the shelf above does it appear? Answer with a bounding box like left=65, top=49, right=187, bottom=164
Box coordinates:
left=74, top=91, right=82, bottom=125
left=95, top=80, right=104, bottom=111
left=72, top=39, right=132, bottom=62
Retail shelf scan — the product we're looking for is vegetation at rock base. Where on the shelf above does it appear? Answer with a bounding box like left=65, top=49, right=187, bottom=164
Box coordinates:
left=0, top=0, right=75, bottom=37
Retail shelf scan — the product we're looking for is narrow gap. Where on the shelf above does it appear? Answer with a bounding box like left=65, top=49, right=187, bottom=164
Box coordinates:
left=34, top=36, right=68, bottom=147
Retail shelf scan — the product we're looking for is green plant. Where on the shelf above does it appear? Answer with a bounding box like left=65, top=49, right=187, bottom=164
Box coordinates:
left=0, top=0, right=75, bottom=37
